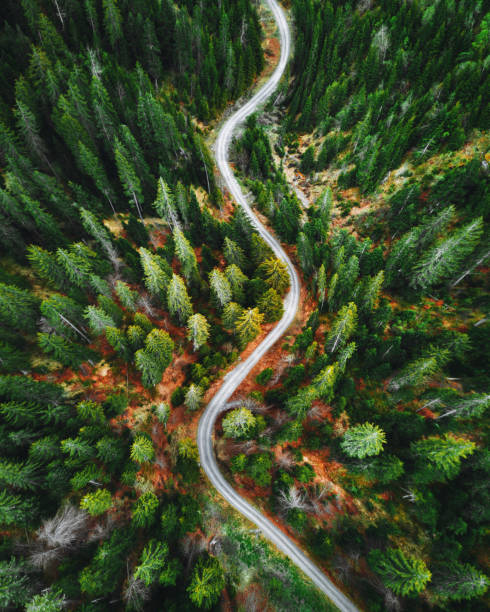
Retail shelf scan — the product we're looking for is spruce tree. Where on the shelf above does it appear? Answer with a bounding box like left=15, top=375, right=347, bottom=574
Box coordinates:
left=361, top=270, right=384, bottom=313
left=411, top=218, right=483, bottom=290
left=209, top=269, right=232, bottom=309
left=167, top=274, right=193, bottom=324
left=222, top=302, right=244, bottom=330
left=325, top=302, right=358, bottom=353
left=225, top=264, right=248, bottom=303
left=235, top=307, right=263, bottom=348
left=173, top=228, right=198, bottom=283
left=388, top=356, right=439, bottom=392
left=317, top=263, right=327, bottom=310
left=223, top=237, right=246, bottom=268
left=432, top=562, right=489, bottom=602
left=139, top=248, right=170, bottom=299
left=222, top=407, right=256, bottom=439
left=114, top=142, right=144, bottom=221
left=0, top=283, right=38, bottom=333
left=341, top=423, right=386, bottom=459
left=257, top=288, right=284, bottom=322
left=411, top=433, right=476, bottom=481
left=185, top=384, right=203, bottom=411
left=115, top=281, right=138, bottom=312
left=187, top=314, right=210, bottom=351
left=369, top=548, right=431, bottom=597
left=259, top=258, right=290, bottom=294
left=153, top=178, right=178, bottom=227
left=297, top=232, right=314, bottom=274
left=77, top=141, right=115, bottom=213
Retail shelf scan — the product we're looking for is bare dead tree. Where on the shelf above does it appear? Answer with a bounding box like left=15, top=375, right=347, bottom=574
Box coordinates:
left=277, top=485, right=309, bottom=515
left=123, top=575, right=150, bottom=612
left=29, top=505, right=88, bottom=569
left=276, top=449, right=295, bottom=472
left=229, top=439, right=258, bottom=456
left=309, top=484, right=332, bottom=515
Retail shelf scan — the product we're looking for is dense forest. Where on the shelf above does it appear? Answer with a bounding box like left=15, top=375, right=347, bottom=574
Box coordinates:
left=219, top=0, right=489, bottom=610
left=0, top=1, right=332, bottom=610
left=0, top=0, right=488, bottom=610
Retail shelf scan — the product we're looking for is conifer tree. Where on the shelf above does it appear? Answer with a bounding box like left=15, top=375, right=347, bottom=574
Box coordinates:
left=361, top=270, right=384, bottom=313
left=127, top=325, right=146, bottom=351
left=259, top=258, right=290, bottom=294
left=185, top=384, right=203, bottom=411
left=222, top=302, right=244, bottom=330
left=105, top=327, right=131, bottom=360
left=312, top=364, right=338, bottom=400
left=0, top=557, right=30, bottom=609
left=317, top=263, right=327, bottom=310
left=250, top=233, right=273, bottom=265
left=90, top=76, right=117, bottom=146
left=174, top=182, right=190, bottom=227
left=40, top=294, right=88, bottom=341
left=235, top=307, right=263, bottom=348
left=134, top=540, right=170, bottom=587
left=135, top=329, right=174, bottom=388
left=296, top=232, right=314, bottom=274
left=114, top=141, right=144, bottom=221
left=223, top=237, right=246, bottom=269
left=369, top=548, right=431, bottom=597
left=26, top=246, right=64, bottom=288
left=0, top=283, right=38, bottom=332
left=187, top=557, right=225, bottom=611
left=25, top=589, right=65, bottom=612
left=257, top=288, right=284, bottom=322
left=56, top=246, right=92, bottom=288
left=80, top=208, right=119, bottom=267
left=225, top=264, right=248, bottom=303
left=411, top=433, right=476, bottom=481
left=411, top=218, right=483, bottom=290
left=173, top=228, right=198, bottom=283
left=0, top=490, right=33, bottom=527
left=325, top=302, right=358, bottom=353
left=388, top=356, right=439, bottom=392
left=0, top=458, right=39, bottom=491
left=131, top=492, right=159, bottom=528
left=317, top=187, right=333, bottom=232
left=135, top=349, right=162, bottom=388
left=341, top=423, right=386, bottom=459
left=77, top=141, right=115, bottom=213
left=187, top=314, right=210, bottom=351
left=139, top=248, right=170, bottom=299
left=84, top=305, right=115, bottom=335
left=338, top=342, right=356, bottom=373
left=153, top=178, right=178, bottom=227
left=385, top=227, right=421, bottom=287
left=130, top=436, right=154, bottom=464
left=0, top=343, right=29, bottom=373
left=435, top=393, right=490, bottom=420
left=38, top=332, right=89, bottom=367
left=432, top=562, right=489, bottom=602
left=115, top=281, right=138, bottom=312
left=286, top=386, right=319, bottom=420
left=167, top=274, right=193, bottom=324
left=102, top=0, right=123, bottom=48
left=145, top=329, right=174, bottom=369
left=222, top=407, right=257, bottom=439
left=209, top=269, right=232, bottom=309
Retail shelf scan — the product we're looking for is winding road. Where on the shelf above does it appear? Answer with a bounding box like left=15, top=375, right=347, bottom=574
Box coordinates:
left=197, top=1, right=359, bottom=610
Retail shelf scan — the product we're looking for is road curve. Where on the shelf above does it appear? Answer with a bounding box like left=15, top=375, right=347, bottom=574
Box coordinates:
left=197, top=2, right=359, bottom=611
